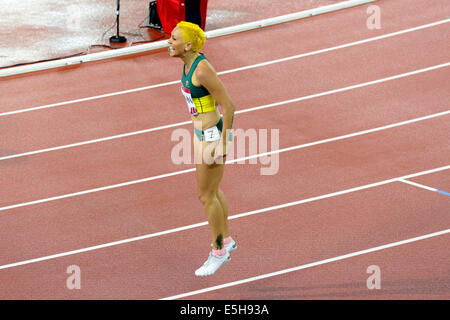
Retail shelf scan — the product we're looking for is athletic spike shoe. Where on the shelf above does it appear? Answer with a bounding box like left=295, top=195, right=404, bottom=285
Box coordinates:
left=195, top=251, right=230, bottom=277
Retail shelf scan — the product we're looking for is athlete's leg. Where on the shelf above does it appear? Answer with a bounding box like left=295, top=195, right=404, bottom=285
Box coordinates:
left=196, top=155, right=227, bottom=250
left=216, top=186, right=229, bottom=239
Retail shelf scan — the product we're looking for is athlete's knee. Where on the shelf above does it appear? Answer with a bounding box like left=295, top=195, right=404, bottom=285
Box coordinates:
left=198, top=190, right=216, bottom=205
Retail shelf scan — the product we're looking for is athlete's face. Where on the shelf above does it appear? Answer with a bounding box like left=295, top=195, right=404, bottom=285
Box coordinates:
left=168, top=27, right=185, bottom=57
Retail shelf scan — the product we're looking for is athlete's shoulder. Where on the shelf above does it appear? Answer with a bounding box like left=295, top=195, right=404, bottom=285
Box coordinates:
left=195, top=57, right=217, bottom=81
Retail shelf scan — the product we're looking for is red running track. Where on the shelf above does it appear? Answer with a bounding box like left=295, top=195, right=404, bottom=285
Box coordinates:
left=0, top=0, right=449, bottom=300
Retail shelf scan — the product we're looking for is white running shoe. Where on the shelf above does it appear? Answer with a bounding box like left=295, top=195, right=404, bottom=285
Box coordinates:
left=195, top=251, right=230, bottom=277
left=225, top=238, right=237, bottom=253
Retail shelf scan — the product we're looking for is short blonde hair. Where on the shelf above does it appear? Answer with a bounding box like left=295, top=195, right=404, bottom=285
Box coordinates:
left=176, top=21, right=206, bottom=52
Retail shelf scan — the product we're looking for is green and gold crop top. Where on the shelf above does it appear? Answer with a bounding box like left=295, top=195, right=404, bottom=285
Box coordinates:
left=181, top=54, right=217, bottom=115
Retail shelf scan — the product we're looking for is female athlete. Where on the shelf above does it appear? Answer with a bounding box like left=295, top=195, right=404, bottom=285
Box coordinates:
left=168, top=21, right=237, bottom=276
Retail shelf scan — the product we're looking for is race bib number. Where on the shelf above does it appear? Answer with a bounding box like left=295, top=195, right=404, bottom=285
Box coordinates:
left=204, top=125, right=221, bottom=142
left=181, top=86, right=199, bottom=115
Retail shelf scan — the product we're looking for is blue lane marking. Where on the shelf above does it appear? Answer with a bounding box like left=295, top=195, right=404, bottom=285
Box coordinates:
left=435, top=189, right=450, bottom=196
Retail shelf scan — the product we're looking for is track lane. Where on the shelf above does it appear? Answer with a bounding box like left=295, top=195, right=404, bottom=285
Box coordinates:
left=1, top=65, right=449, bottom=207
left=0, top=115, right=448, bottom=265
left=186, top=234, right=450, bottom=300
left=0, top=181, right=448, bottom=299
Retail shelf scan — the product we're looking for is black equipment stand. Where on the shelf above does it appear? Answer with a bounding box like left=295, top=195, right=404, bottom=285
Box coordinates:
left=109, top=0, right=127, bottom=43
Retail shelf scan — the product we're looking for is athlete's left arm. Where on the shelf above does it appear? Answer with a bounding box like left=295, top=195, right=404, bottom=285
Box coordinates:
left=195, top=61, right=235, bottom=152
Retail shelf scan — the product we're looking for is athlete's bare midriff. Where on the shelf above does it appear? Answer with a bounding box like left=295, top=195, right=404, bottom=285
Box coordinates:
left=191, top=108, right=221, bottom=130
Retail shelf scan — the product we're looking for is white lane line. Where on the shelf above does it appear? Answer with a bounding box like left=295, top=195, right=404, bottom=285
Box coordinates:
left=1, top=19, right=448, bottom=117
left=399, top=179, right=450, bottom=196
left=0, top=167, right=195, bottom=212
left=1, top=110, right=449, bottom=212
left=398, top=179, right=438, bottom=192
left=0, top=120, right=191, bottom=161
left=234, top=109, right=450, bottom=163
left=0, top=165, right=448, bottom=271
left=0, top=79, right=176, bottom=117
left=218, top=19, right=450, bottom=76
left=160, top=229, right=450, bottom=300
left=227, top=166, right=450, bottom=222
left=1, top=62, right=449, bottom=161
left=235, top=63, right=450, bottom=116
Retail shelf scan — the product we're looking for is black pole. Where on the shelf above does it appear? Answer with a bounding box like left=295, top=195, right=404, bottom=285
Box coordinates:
left=185, top=0, right=202, bottom=28
left=110, top=0, right=127, bottom=43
